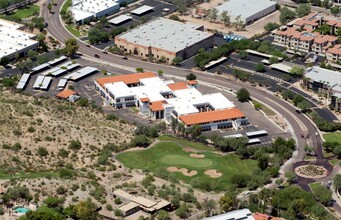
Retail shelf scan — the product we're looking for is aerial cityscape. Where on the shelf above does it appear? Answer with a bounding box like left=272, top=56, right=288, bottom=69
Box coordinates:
left=2, top=0, right=341, bottom=219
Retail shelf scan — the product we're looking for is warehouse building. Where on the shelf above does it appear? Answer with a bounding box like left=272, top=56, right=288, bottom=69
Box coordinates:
left=115, top=17, right=214, bottom=61
left=304, top=66, right=341, bottom=111
left=216, top=0, right=277, bottom=24
left=0, top=19, right=39, bottom=60
left=94, top=72, right=248, bottom=131
left=70, top=0, right=121, bottom=24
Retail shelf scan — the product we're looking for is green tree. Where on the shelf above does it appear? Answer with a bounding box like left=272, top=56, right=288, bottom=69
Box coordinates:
left=219, top=195, right=234, bottom=212
left=69, top=139, right=82, bottom=150
left=169, top=14, right=180, bottom=21
left=311, top=0, right=321, bottom=6
left=175, top=203, right=191, bottom=219
left=157, top=210, right=171, bottom=220
left=239, top=50, right=248, bottom=59
left=280, top=7, right=296, bottom=24
left=0, top=56, right=9, bottom=66
left=264, top=22, right=280, bottom=32
left=27, top=50, right=38, bottom=60
left=331, top=6, right=340, bottom=16
left=296, top=4, right=311, bottom=17
left=0, top=0, right=10, bottom=13
left=236, top=88, right=250, bottom=102
left=202, top=198, right=216, bottom=217
left=43, top=197, right=65, bottom=208
left=190, top=125, right=201, bottom=139
left=157, top=70, right=164, bottom=77
left=208, top=8, right=218, bottom=22
left=285, top=171, right=296, bottom=183
left=47, top=2, right=52, bottom=12
left=64, top=38, right=79, bottom=57
left=37, top=147, right=48, bottom=157
left=334, top=174, right=341, bottom=192
left=255, top=63, right=266, bottom=72
left=221, top=10, right=230, bottom=26
left=73, top=198, right=98, bottom=220
left=135, top=67, right=144, bottom=72
left=290, top=66, right=304, bottom=76
left=318, top=24, right=331, bottom=35
left=233, top=15, right=245, bottom=31
left=186, top=73, right=197, bottom=80
left=99, top=16, right=109, bottom=27
left=172, top=56, right=183, bottom=65
left=269, top=56, right=279, bottom=64
left=17, top=60, right=33, bottom=73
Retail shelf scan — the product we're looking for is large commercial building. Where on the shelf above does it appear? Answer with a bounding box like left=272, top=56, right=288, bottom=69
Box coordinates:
left=70, top=0, right=121, bottom=24
left=0, top=19, right=39, bottom=60
left=304, top=66, right=341, bottom=111
left=115, top=17, right=214, bottom=61
left=215, top=0, right=277, bottom=24
left=94, top=72, right=248, bottom=131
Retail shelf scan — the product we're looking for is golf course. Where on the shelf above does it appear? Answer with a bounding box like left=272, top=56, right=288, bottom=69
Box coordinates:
left=116, top=136, right=258, bottom=191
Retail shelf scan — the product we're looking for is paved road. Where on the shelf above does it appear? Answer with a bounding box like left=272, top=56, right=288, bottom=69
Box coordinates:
left=278, top=0, right=331, bottom=14
left=0, top=0, right=38, bottom=14
left=43, top=0, right=341, bottom=213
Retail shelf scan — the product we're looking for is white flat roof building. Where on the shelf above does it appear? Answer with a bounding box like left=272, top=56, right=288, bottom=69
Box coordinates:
left=115, top=17, right=214, bottom=59
left=202, top=209, right=255, bottom=220
left=130, top=5, right=154, bottom=15
left=109, top=15, right=132, bottom=25
left=0, top=19, right=39, bottom=59
left=70, top=0, right=120, bottom=23
left=216, top=0, right=277, bottom=24
left=305, top=66, right=341, bottom=86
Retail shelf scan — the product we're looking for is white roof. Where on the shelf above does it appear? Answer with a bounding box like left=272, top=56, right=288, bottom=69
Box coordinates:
left=202, top=209, right=254, bottom=220
left=47, top=56, right=67, bottom=65
left=57, top=78, right=68, bottom=88
left=0, top=19, right=38, bottom=59
left=66, top=63, right=80, bottom=71
left=131, top=5, right=154, bottom=15
left=109, top=15, right=132, bottom=25
left=70, top=0, right=120, bottom=21
left=33, top=76, right=45, bottom=88
left=203, top=93, right=235, bottom=110
left=117, top=17, right=212, bottom=53
left=51, top=69, right=67, bottom=77
left=305, top=66, right=341, bottom=87
left=216, top=0, right=276, bottom=22
left=246, top=130, right=268, bottom=137
left=248, top=138, right=261, bottom=144
left=40, top=76, right=52, bottom=90
left=70, top=66, right=97, bottom=80
left=119, top=202, right=140, bottom=212
left=16, top=74, right=30, bottom=90
left=224, top=134, right=244, bottom=138
left=31, top=63, right=50, bottom=72
left=270, top=63, right=292, bottom=73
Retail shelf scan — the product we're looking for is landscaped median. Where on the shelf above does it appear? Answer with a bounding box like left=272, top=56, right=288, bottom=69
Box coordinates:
left=116, top=136, right=258, bottom=191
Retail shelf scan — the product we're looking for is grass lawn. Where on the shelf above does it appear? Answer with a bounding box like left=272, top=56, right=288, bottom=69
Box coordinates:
left=309, top=182, right=322, bottom=196
left=65, top=25, right=81, bottom=37
left=61, top=0, right=72, bottom=14
left=0, top=5, right=39, bottom=21
left=304, top=156, right=316, bottom=161
left=323, top=132, right=341, bottom=145
left=329, top=158, right=340, bottom=166
left=0, top=171, right=58, bottom=179
left=116, top=140, right=258, bottom=191
left=252, top=100, right=276, bottom=116
left=158, top=135, right=216, bottom=152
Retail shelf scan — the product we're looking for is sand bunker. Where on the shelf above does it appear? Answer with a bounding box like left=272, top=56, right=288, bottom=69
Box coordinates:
left=190, top=153, right=205, bottom=158
left=167, top=167, right=198, bottom=177
left=204, top=169, right=222, bottom=178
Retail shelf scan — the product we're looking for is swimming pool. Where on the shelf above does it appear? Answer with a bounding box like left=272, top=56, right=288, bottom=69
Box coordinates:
left=14, top=207, right=29, bottom=214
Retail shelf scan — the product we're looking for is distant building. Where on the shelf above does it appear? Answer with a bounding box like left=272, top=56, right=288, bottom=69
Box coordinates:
left=202, top=209, right=254, bottom=220
left=304, top=66, right=341, bottom=111
left=70, top=0, right=122, bottom=24
left=94, top=72, right=248, bottom=131
left=0, top=19, right=39, bottom=60
left=215, top=0, right=277, bottom=24
left=115, top=17, right=214, bottom=61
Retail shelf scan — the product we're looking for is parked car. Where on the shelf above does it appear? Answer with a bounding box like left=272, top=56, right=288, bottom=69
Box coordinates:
left=122, top=56, right=128, bottom=60
left=94, top=54, right=100, bottom=58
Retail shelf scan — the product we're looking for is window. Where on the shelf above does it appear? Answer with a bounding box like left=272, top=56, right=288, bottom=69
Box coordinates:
left=141, top=53, right=143, bottom=56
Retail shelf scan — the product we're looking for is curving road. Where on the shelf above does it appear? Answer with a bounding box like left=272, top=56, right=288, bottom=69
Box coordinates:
left=41, top=0, right=341, bottom=214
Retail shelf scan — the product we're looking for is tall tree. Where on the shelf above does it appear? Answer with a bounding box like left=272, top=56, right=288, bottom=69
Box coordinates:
left=236, top=88, right=250, bottom=102
left=296, top=4, right=311, bottom=17
left=221, top=10, right=230, bottom=27
left=64, top=38, right=79, bottom=57
left=233, top=15, right=245, bottom=31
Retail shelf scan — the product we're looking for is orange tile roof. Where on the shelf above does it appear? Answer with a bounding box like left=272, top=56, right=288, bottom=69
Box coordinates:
left=140, top=97, right=150, bottom=102
left=187, top=80, right=198, bottom=85
left=56, top=90, right=76, bottom=99
left=253, top=213, right=269, bottom=220
left=149, top=101, right=167, bottom=111
left=179, top=108, right=245, bottom=125
left=327, top=44, right=341, bottom=55
left=96, top=72, right=156, bottom=87
left=167, top=82, right=188, bottom=91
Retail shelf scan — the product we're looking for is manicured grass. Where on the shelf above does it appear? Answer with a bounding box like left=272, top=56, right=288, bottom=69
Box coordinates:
left=329, top=158, right=340, bottom=166
left=158, top=135, right=216, bottom=151
left=0, top=171, right=58, bottom=179
left=116, top=141, right=258, bottom=190
left=159, top=155, right=214, bottom=167
left=252, top=100, right=276, bottom=116
left=0, top=5, right=39, bottom=21
left=309, top=182, right=322, bottom=195
left=65, top=25, right=81, bottom=37
left=323, top=132, right=341, bottom=145
left=304, top=156, right=316, bottom=161
left=60, top=0, right=72, bottom=14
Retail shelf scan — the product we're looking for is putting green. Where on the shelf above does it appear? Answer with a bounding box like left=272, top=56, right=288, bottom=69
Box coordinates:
left=159, top=155, right=213, bottom=168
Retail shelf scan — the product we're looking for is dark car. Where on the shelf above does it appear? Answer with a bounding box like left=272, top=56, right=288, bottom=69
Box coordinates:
left=86, top=44, right=91, bottom=47
left=103, top=51, right=108, bottom=54
left=122, top=56, right=128, bottom=60
left=94, top=54, right=100, bottom=58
